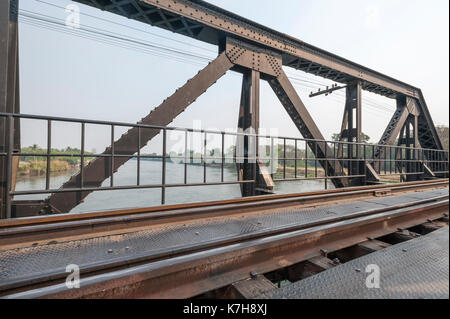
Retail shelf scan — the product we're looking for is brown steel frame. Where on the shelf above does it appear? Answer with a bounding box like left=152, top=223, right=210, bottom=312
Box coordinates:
left=0, top=0, right=447, bottom=218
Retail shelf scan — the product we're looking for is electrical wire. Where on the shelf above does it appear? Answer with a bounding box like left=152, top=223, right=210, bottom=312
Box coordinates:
left=20, top=6, right=396, bottom=118
left=33, top=0, right=218, bottom=54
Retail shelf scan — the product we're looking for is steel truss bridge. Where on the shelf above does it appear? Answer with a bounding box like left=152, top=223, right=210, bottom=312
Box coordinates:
left=0, top=0, right=448, bottom=218
left=0, top=0, right=449, bottom=300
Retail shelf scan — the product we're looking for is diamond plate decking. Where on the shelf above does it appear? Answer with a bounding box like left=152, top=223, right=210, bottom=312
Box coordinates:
left=0, top=188, right=447, bottom=291
left=260, top=226, right=449, bottom=299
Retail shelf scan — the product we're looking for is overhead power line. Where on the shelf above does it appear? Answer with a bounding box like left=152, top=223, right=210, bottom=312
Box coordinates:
left=34, top=0, right=218, bottom=54
left=19, top=6, right=395, bottom=118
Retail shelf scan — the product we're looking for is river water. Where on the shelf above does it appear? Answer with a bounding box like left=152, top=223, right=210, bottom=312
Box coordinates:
left=15, top=160, right=331, bottom=213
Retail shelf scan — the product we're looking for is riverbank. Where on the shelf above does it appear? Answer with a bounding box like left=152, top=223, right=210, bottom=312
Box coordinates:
left=18, top=145, right=93, bottom=177
left=14, top=160, right=328, bottom=212
left=18, top=160, right=76, bottom=177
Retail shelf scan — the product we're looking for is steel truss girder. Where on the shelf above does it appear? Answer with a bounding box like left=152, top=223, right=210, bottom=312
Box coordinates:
left=73, top=0, right=421, bottom=99
left=226, top=40, right=348, bottom=188
left=43, top=37, right=349, bottom=214
left=416, top=92, right=446, bottom=154
left=44, top=52, right=234, bottom=214
left=1, top=1, right=446, bottom=217
left=72, top=0, right=446, bottom=157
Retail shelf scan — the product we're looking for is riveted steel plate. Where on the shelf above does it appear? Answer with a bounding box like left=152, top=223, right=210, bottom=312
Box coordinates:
left=260, top=227, right=449, bottom=299
left=226, top=38, right=282, bottom=77
left=362, top=189, right=448, bottom=207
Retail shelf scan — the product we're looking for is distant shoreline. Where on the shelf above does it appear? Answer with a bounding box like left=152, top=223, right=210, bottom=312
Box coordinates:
left=18, top=160, right=77, bottom=177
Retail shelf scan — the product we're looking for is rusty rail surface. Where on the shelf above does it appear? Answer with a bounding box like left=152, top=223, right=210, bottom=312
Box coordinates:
left=0, top=180, right=448, bottom=298
left=2, top=198, right=448, bottom=299
left=0, top=179, right=448, bottom=248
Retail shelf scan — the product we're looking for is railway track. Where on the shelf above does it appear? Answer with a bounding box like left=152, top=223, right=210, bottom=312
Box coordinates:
left=0, top=179, right=447, bottom=245
left=0, top=179, right=448, bottom=299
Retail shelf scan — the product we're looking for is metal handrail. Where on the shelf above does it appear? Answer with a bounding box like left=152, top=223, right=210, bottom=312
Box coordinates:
left=1, top=112, right=448, bottom=218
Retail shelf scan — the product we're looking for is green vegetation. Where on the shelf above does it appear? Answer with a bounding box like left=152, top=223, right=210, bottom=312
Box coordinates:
left=18, top=160, right=72, bottom=176
left=436, top=126, right=449, bottom=150
left=21, top=145, right=93, bottom=165
left=331, top=132, right=371, bottom=143
left=19, top=145, right=93, bottom=177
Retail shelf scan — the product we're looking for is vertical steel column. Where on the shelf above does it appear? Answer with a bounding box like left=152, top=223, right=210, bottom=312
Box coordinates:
left=401, top=114, right=420, bottom=182
left=0, top=0, right=20, bottom=219
left=395, top=96, right=421, bottom=182
left=338, top=81, right=362, bottom=185
left=237, top=70, right=259, bottom=197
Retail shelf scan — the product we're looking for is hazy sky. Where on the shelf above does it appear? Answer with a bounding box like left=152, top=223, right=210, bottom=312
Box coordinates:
left=18, top=0, right=449, bottom=152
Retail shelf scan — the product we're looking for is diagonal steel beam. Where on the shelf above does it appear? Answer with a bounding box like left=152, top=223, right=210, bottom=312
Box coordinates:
left=371, top=96, right=411, bottom=172
left=44, top=52, right=234, bottom=214
left=416, top=92, right=447, bottom=166
left=268, top=70, right=348, bottom=188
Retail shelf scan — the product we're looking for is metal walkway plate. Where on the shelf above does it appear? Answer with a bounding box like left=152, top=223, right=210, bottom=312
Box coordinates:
left=260, top=227, right=449, bottom=299
left=0, top=188, right=447, bottom=289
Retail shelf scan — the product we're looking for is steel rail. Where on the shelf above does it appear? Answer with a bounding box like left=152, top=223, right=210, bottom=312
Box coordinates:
left=1, top=179, right=447, bottom=229
left=1, top=197, right=448, bottom=299
left=0, top=180, right=447, bottom=244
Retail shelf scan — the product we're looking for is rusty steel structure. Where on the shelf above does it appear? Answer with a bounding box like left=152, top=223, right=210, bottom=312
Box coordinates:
left=0, top=0, right=448, bottom=219
left=0, top=180, right=448, bottom=298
